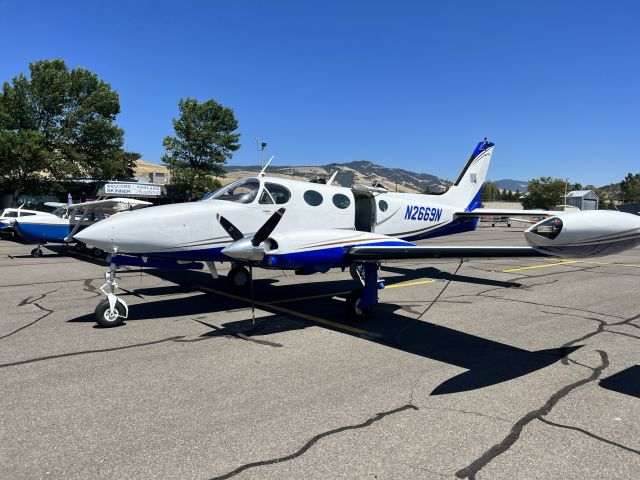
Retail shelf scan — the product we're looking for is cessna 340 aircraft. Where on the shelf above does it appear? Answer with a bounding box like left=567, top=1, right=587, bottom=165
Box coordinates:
left=75, top=139, right=640, bottom=327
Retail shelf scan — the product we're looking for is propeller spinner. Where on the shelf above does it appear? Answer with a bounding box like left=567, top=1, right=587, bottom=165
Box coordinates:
left=218, top=208, right=285, bottom=261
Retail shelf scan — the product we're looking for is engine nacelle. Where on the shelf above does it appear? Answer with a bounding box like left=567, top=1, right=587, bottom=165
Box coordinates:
left=261, top=229, right=412, bottom=268
left=524, top=210, right=640, bottom=258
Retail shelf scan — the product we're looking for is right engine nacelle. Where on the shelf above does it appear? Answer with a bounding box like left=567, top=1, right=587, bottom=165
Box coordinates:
left=524, top=210, right=640, bottom=258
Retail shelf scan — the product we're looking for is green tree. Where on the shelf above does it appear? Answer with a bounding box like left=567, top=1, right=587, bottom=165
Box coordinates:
left=481, top=181, right=499, bottom=202
left=162, top=97, right=240, bottom=201
left=0, top=59, right=137, bottom=202
left=522, top=177, right=566, bottom=209
left=620, top=173, right=640, bottom=202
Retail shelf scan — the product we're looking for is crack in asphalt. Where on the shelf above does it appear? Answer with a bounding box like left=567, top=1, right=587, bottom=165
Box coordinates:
left=449, top=292, right=625, bottom=320
left=0, top=336, right=185, bottom=369
left=82, top=279, right=101, bottom=297
left=208, top=404, right=419, bottom=480
left=538, top=417, right=640, bottom=456
left=454, top=350, right=609, bottom=479
left=0, top=288, right=60, bottom=340
left=420, top=405, right=512, bottom=424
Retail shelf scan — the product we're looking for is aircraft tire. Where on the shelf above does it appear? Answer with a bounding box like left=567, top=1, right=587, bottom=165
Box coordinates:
left=95, top=299, right=125, bottom=328
left=345, top=289, right=371, bottom=321
left=31, top=248, right=42, bottom=257
left=227, top=266, right=251, bottom=290
left=74, top=242, right=86, bottom=253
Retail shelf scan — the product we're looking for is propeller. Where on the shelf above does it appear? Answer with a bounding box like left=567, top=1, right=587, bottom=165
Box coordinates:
left=217, top=208, right=286, bottom=261
left=252, top=208, right=285, bottom=246
left=216, top=213, right=244, bottom=241
left=217, top=208, right=286, bottom=326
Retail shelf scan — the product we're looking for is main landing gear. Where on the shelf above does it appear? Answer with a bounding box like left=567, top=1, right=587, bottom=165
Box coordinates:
left=345, top=262, right=384, bottom=321
left=94, top=263, right=128, bottom=328
left=227, top=264, right=251, bottom=290
left=30, top=245, right=43, bottom=257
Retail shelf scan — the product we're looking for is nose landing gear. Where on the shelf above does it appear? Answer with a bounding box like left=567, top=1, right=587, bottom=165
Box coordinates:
left=94, top=263, right=128, bottom=327
left=30, top=245, right=43, bottom=257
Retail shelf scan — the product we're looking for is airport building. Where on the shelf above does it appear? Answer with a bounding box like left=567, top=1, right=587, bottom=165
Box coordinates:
left=565, top=190, right=599, bottom=210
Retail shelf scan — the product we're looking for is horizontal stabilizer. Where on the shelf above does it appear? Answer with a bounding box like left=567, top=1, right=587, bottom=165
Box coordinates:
left=345, top=245, right=549, bottom=261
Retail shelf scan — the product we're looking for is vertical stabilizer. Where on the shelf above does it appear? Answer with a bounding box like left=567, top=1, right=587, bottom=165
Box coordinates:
left=442, top=139, right=494, bottom=210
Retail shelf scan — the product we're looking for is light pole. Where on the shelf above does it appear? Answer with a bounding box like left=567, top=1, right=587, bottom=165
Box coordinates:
left=257, top=139, right=267, bottom=170
left=564, top=178, right=569, bottom=211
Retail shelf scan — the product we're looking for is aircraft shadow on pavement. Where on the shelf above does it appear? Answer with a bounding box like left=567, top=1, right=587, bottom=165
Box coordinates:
left=381, top=265, right=523, bottom=289
left=599, top=365, right=640, bottom=399
left=69, top=267, right=577, bottom=396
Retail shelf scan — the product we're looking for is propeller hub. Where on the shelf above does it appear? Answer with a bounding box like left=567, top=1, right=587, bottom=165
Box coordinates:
left=221, top=237, right=265, bottom=261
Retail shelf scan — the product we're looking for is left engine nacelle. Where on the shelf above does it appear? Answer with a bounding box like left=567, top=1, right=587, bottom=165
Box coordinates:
left=524, top=210, right=640, bottom=258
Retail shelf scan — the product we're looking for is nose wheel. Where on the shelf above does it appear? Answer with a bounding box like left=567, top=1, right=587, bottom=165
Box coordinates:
left=94, top=263, right=128, bottom=327
left=30, top=246, right=43, bottom=257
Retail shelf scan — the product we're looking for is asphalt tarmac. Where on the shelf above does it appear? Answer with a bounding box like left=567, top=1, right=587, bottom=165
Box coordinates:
left=1, top=226, right=639, bottom=479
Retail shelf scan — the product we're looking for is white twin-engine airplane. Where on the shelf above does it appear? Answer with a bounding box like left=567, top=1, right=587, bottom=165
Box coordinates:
left=75, top=139, right=640, bottom=327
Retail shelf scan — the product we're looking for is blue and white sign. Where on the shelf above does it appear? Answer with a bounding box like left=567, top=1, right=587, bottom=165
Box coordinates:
left=104, top=183, right=162, bottom=197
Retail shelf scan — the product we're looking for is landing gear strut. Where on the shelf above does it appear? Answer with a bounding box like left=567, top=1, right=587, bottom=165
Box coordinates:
left=94, top=263, right=128, bottom=327
left=227, top=264, right=251, bottom=290
left=346, top=262, right=384, bottom=321
left=31, top=245, right=43, bottom=257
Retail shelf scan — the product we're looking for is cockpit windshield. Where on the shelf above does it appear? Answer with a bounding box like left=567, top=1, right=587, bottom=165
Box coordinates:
left=208, top=178, right=261, bottom=204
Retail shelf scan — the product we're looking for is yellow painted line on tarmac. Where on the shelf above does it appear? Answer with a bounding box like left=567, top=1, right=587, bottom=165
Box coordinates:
left=542, top=258, right=640, bottom=269
left=503, top=261, right=579, bottom=273
left=572, top=260, right=640, bottom=269
left=198, top=286, right=367, bottom=335
left=385, top=279, right=435, bottom=289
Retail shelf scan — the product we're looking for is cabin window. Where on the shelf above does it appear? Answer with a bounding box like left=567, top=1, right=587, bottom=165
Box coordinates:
left=20, top=212, right=36, bottom=217
left=259, top=183, right=291, bottom=204
left=378, top=200, right=388, bottom=212
left=210, top=179, right=260, bottom=204
left=303, top=190, right=323, bottom=206
left=4, top=211, right=18, bottom=218
left=332, top=193, right=351, bottom=209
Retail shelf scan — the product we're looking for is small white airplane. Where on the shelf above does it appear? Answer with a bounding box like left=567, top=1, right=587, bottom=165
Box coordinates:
left=0, top=206, right=56, bottom=233
left=13, top=198, right=152, bottom=257
left=75, top=139, right=640, bottom=327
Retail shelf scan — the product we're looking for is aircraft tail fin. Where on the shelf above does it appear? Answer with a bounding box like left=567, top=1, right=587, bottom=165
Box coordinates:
left=442, top=139, right=494, bottom=211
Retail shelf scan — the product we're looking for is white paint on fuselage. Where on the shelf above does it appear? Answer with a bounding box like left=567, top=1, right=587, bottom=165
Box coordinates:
left=75, top=174, right=474, bottom=255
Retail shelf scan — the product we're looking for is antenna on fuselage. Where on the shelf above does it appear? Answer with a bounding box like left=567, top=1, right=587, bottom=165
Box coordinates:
left=259, top=155, right=275, bottom=177
left=326, top=170, right=338, bottom=185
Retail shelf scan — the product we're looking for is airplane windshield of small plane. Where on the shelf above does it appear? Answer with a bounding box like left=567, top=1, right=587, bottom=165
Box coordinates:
left=259, top=183, right=291, bottom=204
left=51, top=207, right=67, bottom=218
left=209, top=178, right=260, bottom=204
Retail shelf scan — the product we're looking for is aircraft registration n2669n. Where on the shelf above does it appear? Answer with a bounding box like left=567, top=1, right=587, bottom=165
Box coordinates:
left=74, top=139, right=640, bottom=327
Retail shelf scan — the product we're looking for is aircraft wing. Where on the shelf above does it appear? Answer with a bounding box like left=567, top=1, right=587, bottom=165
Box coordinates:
left=455, top=208, right=551, bottom=217
left=44, top=202, right=67, bottom=208
left=68, top=198, right=152, bottom=213
left=345, top=245, right=548, bottom=261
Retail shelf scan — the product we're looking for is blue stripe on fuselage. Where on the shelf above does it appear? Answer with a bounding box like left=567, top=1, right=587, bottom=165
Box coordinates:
left=14, top=222, right=72, bottom=243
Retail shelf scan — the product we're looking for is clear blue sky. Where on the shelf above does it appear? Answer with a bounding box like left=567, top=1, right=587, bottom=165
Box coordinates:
left=1, top=0, right=638, bottom=185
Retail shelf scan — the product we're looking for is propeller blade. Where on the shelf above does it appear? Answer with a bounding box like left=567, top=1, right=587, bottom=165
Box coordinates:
left=217, top=213, right=244, bottom=241
left=252, top=207, right=286, bottom=246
